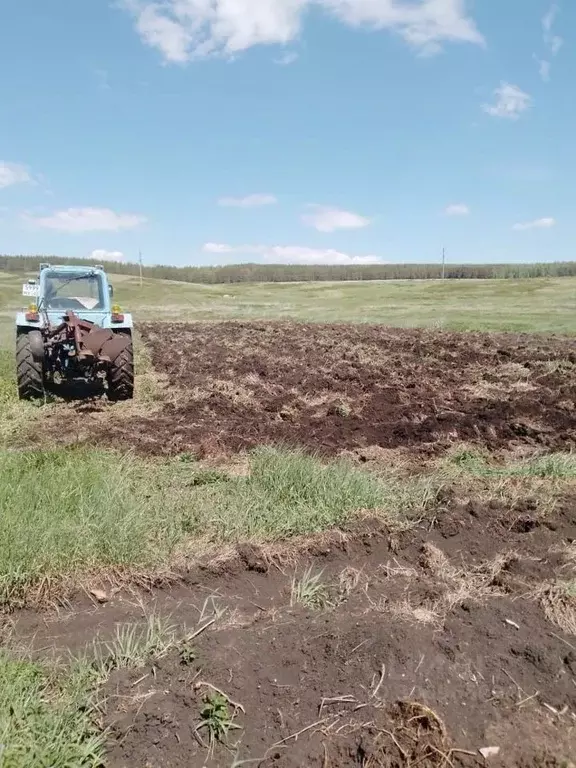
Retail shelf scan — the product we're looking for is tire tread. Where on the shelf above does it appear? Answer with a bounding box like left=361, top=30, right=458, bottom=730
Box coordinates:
left=16, top=332, right=44, bottom=400
left=108, top=333, right=134, bottom=401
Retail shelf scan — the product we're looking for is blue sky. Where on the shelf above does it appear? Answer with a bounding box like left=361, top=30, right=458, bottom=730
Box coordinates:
left=0, top=0, right=573, bottom=267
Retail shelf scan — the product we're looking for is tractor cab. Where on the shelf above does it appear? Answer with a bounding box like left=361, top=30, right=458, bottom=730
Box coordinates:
left=42, top=269, right=105, bottom=311
left=15, top=263, right=134, bottom=401
left=20, top=264, right=125, bottom=330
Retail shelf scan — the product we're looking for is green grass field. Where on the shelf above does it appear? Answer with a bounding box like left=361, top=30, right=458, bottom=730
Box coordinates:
left=2, top=270, right=576, bottom=336
left=1, top=269, right=576, bottom=767
left=108, top=272, right=576, bottom=333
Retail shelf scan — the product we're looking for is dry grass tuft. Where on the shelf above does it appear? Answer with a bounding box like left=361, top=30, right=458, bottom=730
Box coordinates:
left=364, top=701, right=451, bottom=768
left=338, top=566, right=365, bottom=599
left=375, top=543, right=519, bottom=621
left=540, top=582, right=576, bottom=635
left=420, top=543, right=459, bottom=581
left=388, top=600, right=441, bottom=627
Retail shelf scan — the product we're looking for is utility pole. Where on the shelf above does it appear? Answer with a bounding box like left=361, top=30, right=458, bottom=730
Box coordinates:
left=138, top=249, right=143, bottom=288
left=441, top=247, right=446, bottom=280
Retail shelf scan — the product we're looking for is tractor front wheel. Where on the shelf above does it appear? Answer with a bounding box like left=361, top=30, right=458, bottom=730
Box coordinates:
left=108, top=332, right=134, bottom=401
left=16, top=331, right=44, bottom=400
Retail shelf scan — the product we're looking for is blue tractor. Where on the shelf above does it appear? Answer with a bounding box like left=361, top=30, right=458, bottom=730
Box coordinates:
left=16, top=263, right=134, bottom=401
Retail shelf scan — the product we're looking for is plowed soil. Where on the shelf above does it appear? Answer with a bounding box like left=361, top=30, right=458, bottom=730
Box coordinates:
left=76, top=322, right=576, bottom=457
left=18, top=496, right=576, bottom=767
left=15, top=322, right=576, bottom=766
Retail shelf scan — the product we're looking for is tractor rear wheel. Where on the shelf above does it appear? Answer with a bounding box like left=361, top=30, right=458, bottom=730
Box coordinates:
left=16, top=331, right=44, bottom=400
left=108, top=332, right=134, bottom=401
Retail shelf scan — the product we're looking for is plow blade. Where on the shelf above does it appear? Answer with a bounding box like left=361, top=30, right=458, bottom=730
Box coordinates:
left=50, top=312, right=131, bottom=363
left=81, top=327, right=131, bottom=362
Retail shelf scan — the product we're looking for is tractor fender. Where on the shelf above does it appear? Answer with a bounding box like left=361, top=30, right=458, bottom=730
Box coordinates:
left=102, top=312, right=133, bottom=331
left=15, top=311, right=42, bottom=329
left=15, top=322, right=44, bottom=362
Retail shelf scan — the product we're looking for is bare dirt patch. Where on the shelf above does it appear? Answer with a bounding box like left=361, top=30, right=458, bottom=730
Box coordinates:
left=101, top=593, right=576, bottom=768
left=13, top=496, right=576, bottom=767
left=44, top=322, right=576, bottom=457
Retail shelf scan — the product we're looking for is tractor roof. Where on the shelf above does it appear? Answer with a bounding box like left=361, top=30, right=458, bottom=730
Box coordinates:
left=41, top=264, right=105, bottom=274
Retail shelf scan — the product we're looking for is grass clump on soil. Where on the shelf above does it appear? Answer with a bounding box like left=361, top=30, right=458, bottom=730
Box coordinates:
left=290, top=566, right=331, bottom=609
left=0, top=612, right=190, bottom=768
left=197, top=692, right=241, bottom=750
left=91, top=613, right=178, bottom=674
left=0, top=348, right=15, bottom=405
left=0, top=447, right=184, bottom=606
left=511, top=453, right=576, bottom=478
left=448, top=447, right=576, bottom=478
left=181, top=446, right=436, bottom=541
left=4, top=441, right=576, bottom=609
left=0, top=444, right=435, bottom=606
left=0, top=651, right=104, bottom=767
left=0, top=348, right=41, bottom=448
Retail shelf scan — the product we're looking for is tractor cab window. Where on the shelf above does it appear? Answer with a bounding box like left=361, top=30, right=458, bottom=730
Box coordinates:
left=42, top=272, right=105, bottom=311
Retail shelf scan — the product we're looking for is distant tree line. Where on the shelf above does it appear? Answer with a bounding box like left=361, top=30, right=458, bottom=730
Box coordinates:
left=1, top=255, right=576, bottom=284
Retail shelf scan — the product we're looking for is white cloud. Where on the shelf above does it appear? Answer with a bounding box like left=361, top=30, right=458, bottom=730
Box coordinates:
left=123, top=0, right=484, bottom=63
left=538, top=4, right=562, bottom=81
left=550, top=34, right=563, bottom=55
left=302, top=205, right=371, bottom=232
left=203, top=242, right=383, bottom=264
left=542, top=3, right=558, bottom=33
left=203, top=242, right=236, bottom=253
left=275, top=50, right=299, bottom=64
left=28, top=207, right=147, bottom=233
left=512, top=217, right=555, bottom=231
left=445, top=203, right=469, bottom=216
left=0, top=162, right=31, bottom=189
left=90, top=249, right=126, bottom=262
left=323, top=0, right=483, bottom=52
left=134, top=3, right=193, bottom=63
left=266, top=246, right=382, bottom=264
left=218, top=193, right=277, bottom=208
left=482, top=82, right=532, bottom=120
left=535, top=56, right=551, bottom=82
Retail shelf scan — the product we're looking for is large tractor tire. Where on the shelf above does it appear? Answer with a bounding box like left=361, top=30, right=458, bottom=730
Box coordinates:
left=16, top=331, right=44, bottom=401
left=108, top=332, right=134, bottom=401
